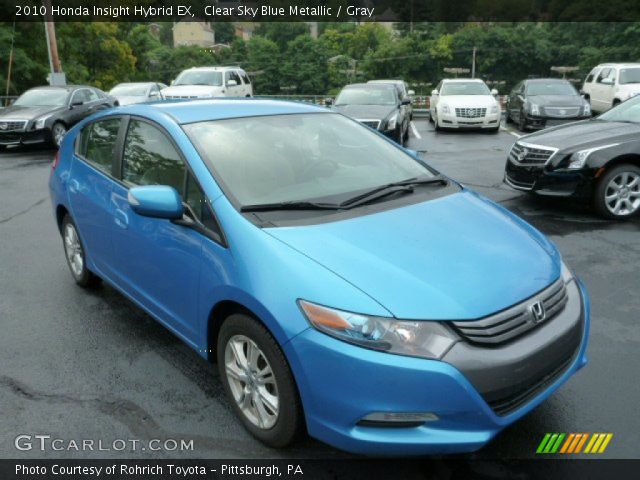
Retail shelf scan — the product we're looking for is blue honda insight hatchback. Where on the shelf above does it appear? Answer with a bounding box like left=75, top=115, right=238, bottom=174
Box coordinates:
left=49, top=100, right=590, bottom=455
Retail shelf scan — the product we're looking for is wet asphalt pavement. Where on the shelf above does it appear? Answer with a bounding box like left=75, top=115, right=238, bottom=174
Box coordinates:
left=0, top=120, right=638, bottom=460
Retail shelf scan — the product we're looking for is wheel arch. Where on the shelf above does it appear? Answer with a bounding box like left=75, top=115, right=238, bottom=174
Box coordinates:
left=55, top=204, right=70, bottom=234
left=597, top=154, right=640, bottom=175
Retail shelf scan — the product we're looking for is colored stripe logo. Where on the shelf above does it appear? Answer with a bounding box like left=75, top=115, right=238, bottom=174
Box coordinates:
left=536, top=433, right=613, bottom=454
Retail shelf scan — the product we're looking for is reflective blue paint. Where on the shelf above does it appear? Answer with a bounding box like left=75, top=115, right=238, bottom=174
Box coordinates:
left=49, top=100, right=590, bottom=456
left=128, top=185, right=184, bottom=219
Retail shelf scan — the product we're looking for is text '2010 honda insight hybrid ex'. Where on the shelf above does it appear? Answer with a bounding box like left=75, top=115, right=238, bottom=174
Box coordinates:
left=49, top=99, right=590, bottom=456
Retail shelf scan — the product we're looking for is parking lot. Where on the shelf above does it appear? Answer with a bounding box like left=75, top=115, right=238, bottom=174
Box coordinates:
left=1, top=118, right=638, bottom=460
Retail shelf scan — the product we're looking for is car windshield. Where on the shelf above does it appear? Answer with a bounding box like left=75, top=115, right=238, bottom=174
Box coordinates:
left=526, top=82, right=578, bottom=96
left=13, top=89, right=69, bottom=107
left=110, top=84, right=149, bottom=96
left=174, top=71, right=223, bottom=86
left=440, top=82, right=491, bottom=96
left=184, top=113, right=433, bottom=207
left=599, top=95, right=640, bottom=123
left=335, top=88, right=397, bottom=106
left=619, top=68, right=640, bottom=85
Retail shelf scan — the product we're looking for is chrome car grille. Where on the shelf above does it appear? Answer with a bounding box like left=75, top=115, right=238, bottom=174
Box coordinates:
left=509, top=142, right=557, bottom=166
left=543, top=106, right=580, bottom=118
left=451, top=278, right=568, bottom=346
left=0, top=120, right=27, bottom=133
left=357, top=119, right=381, bottom=130
left=455, top=107, right=486, bottom=118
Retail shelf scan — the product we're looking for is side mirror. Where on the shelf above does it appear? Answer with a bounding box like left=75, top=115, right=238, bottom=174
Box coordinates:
left=431, top=89, right=439, bottom=96
left=407, top=90, right=415, bottom=96
left=128, top=185, right=184, bottom=220
left=324, top=97, right=333, bottom=106
left=579, top=89, right=585, bottom=96
left=227, top=79, right=238, bottom=86
left=491, top=89, right=499, bottom=96
left=401, top=97, right=411, bottom=105
left=405, top=148, right=419, bottom=157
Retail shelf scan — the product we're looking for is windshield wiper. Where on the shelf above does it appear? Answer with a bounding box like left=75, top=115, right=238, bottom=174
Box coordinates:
left=240, top=201, right=342, bottom=212
left=338, top=175, right=448, bottom=208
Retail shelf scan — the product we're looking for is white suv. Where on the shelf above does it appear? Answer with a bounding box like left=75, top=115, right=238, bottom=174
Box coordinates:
left=162, top=66, right=253, bottom=99
left=582, top=63, right=640, bottom=113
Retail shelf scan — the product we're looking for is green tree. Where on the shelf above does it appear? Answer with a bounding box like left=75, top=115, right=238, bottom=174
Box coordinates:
left=246, top=36, right=281, bottom=94
left=280, top=35, right=328, bottom=94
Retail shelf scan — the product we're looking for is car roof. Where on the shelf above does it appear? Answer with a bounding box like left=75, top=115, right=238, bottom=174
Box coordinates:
left=343, top=83, right=396, bottom=90
left=28, top=85, right=89, bottom=92
left=597, top=63, right=640, bottom=68
left=368, top=79, right=405, bottom=84
left=442, top=78, right=485, bottom=83
left=112, top=82, right=156, bottom=86
left=118, top=99, right=328, bottom=125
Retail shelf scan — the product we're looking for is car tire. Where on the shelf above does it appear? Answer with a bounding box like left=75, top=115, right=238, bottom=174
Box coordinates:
left=505, top=108, right=512, bottom=124
left=403, top=124, right=410, bottom=141
left=593, top=164, right=640, bottom=219
left=429, top=110, right=434, bottom=123
left=434, top=114, right=442, bottom=131
left=61, top=215, right=101, bottom=287
left=490, top=126, right=500, bottom=133
left=217, top=313, right=303, bottom=448
left=51, top=122, right=67, bottom=148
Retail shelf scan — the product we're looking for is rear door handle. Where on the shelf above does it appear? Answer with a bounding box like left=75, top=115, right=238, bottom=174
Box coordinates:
left=114, top=209, right=128, bottom=229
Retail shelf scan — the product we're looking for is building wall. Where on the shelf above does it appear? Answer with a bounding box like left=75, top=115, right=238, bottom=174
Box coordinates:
left=173, top=21, right=215, bottom=47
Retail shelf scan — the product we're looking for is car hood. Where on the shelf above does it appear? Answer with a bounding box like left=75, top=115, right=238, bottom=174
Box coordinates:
left=438, top=95, right=498, bottom=108
left=0, top=105, right=63, bottom=120
left=113, top=95, right=146, bottom=106
left=332, top=104, right=397, bottom=121
left=527, top=95, right=584, bottom=107
left=266, top=190, right=560, bottom=320
left=523, top=119, right=640, bottom=150
left=161, top=85, right=224, bottom=97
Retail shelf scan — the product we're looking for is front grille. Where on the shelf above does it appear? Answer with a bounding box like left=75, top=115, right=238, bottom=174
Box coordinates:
left=164, top=95, right=199, bottom=99
left=357, top=119, right=381, bottom=130
left=509, top=142, right=557, bottom=166
left=451, top=278, right=568, bottom=346
left=0, top=120, right=27, bottom=133
left=488, top=354, right=574, bottom=416
left=543, top=106, right=581, bottom=118
left=455, top=107, right=486, bottom=118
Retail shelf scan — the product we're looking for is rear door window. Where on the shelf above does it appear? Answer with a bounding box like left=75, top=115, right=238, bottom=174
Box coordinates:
left=81, top=118, right=121, bottom=174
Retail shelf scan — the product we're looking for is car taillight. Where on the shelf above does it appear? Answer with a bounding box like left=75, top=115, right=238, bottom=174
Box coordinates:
left=52, top=151, right=60, bottom=169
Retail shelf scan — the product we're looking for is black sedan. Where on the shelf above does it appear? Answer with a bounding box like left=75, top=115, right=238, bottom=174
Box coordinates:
left=504, top=95, right=640, bottom=219
left=0, top=85, right=117, bottom=150
left=506, top=79, right=591, bottom=131
left=329, top=83, right=411, bottom=146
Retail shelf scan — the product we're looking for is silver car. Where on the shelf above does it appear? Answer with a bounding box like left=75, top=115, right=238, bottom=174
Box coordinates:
left=108, top=82, right=168, bottom=106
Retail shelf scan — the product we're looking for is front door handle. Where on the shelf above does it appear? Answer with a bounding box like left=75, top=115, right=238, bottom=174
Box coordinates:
left=114, top=209, right=128, bottom=229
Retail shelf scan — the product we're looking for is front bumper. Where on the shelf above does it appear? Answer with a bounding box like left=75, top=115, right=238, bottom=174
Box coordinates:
left=284, top=280, right=589, bottom=456
left=439, top=112, right=500, bottom=129
left=522, top=114, right=590, bottom=130
left=504, top=159, right=595, bottom=198
left=0, top=128, right=51, bottom=146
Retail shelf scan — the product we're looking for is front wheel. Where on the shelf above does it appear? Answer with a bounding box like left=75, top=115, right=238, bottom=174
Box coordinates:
left=51, top=122, right=67, bottom=148
left=594, top=164, right=640, bottom=219
left=61, top=215, right=101, bottom=287
left=218, top=314, right=303, bottom=448
left=517, top=110, right=527, bottom=132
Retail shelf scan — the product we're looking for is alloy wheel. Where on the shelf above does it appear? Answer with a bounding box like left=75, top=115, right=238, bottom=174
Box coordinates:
left=64, top=223, right=84, bottom=278
left=224, top=334, right=279, bottom=429
left=52, top=123, right=67, bottom=147
left=604, top=171, right=640, bottom=216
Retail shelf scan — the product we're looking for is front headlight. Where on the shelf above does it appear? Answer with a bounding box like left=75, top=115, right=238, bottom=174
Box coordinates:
left=528, top=103, right=540, bottom=116
left=561, top=261, right=575, bottom=284
left=489, top=104, right=499, bottom=114
left=299, top=300, right=457, bottom=360
left=34, top=115, right=51, bottom=130
left=386, top=114, right=397, bottom=130
left=567, top=143, right=619, bottom=169
left=440, top=104, right=450, bottom=114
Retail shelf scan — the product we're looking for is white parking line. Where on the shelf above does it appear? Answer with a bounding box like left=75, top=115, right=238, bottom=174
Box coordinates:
left=410, top=121, right=421, bottom=139
left=501, top=126, right=523, bottom=138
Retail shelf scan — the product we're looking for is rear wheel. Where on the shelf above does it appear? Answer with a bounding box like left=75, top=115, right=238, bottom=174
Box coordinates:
left=505, top=108, right=513, bottom=123
left=61, top=215, right=101, bottom=287
left=217, top=314, right=303, bottom=448
left=594, top=164, right=640, bottom=219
